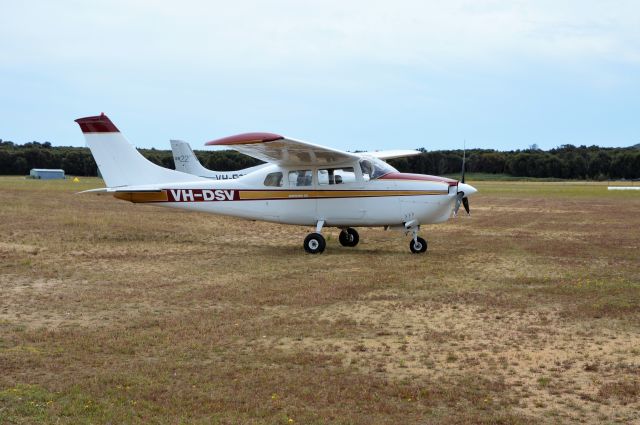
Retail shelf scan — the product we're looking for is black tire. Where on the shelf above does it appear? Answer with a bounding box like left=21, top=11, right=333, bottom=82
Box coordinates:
left=339, top=228, right=359, bottom=247
left=409, top=237, right=427, bottom=254
left=304, top=233, right=326, bottom=254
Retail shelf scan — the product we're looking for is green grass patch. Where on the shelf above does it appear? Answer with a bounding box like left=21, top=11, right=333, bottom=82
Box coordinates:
left=0, top=176, right=104, bottom=192
left=0, top=383, right=146, bottom=425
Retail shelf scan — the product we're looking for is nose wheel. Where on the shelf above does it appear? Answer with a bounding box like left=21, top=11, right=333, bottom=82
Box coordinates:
left=339, top=228, right=359, bottom=247
left=409, top=236, right=428, bottom=254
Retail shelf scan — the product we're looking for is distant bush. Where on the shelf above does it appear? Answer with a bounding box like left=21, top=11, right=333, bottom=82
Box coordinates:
left=0, top=139, right=638, bottom=179
left=388, top=145, right=640, bottom=180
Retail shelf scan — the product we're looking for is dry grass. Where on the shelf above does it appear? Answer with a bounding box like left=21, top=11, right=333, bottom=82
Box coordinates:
left=1, top=176, right=639, bottom=424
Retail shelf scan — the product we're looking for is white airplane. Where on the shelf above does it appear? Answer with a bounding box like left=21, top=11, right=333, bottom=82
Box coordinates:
left=76, top=114, right=477, bottom=254
left=170, top=139, right=267, bottom=179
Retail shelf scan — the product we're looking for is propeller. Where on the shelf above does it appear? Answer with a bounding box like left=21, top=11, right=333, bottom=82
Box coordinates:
left=453, top=143, right=471, bottom=217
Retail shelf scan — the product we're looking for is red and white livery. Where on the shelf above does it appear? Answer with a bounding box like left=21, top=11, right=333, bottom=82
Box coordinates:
left=76, top=114, right=477, bottom=253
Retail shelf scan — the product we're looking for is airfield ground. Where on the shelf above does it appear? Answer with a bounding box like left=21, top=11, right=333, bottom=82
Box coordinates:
left=0, top=176, right=639, bottom=424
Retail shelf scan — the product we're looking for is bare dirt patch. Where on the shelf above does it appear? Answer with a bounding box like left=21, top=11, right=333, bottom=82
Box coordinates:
left=1, top=178, right=639, bottom=424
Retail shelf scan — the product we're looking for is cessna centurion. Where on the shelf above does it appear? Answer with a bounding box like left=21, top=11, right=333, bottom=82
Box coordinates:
left=76, top=114, right=477, bottom=254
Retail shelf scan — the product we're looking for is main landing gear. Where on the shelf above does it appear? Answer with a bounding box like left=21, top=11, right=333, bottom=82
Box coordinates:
left=338, top=227, right=359, bottom=247
left=304, top=220, right=327, bottom=254
left=304, top=222, right=360, bottom=254
left=303, top=221, right=427, bottom=254
left=303, top=233, right=326, bottom=254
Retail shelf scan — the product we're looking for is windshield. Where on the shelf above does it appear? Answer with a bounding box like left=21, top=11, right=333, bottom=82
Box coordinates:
left=359, top=156, right=398, bottom=180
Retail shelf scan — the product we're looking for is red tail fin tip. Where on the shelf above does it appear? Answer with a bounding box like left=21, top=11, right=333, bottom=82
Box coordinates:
left=75, top=114, right=120, bottom=133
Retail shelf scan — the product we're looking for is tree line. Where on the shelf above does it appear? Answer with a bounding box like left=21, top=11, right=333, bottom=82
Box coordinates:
left=1, top=140, right=638, bottom=180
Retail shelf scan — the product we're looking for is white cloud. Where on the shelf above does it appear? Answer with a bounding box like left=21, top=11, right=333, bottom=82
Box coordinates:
left=2, top=0, right=639, bottom=73
left=1, top=0, right=639, bottom=149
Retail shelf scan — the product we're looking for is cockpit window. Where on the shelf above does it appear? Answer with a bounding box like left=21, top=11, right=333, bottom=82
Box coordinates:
left=359, top=156, right=397, bottom=180
left=264, top=172, right=283, bottom=187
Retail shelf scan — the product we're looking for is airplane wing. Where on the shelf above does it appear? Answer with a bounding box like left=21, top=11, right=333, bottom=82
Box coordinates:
left=205, top=133, right=360, bottom=166
left=363, top=150, right=422, bottom=160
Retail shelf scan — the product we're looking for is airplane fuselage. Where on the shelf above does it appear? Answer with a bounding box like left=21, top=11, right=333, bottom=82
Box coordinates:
left=114, top=164, right=461, bottom=228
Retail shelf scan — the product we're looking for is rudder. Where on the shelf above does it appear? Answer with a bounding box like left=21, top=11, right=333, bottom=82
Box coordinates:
left=76, top=114, right=205, bottom=187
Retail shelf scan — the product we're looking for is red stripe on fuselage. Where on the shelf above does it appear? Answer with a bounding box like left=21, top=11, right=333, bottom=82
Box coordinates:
left=155, top=189, right=449, bottom=203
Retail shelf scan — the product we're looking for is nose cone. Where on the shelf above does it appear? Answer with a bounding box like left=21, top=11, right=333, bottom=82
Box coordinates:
left=458, top=182, right=477, bottom=197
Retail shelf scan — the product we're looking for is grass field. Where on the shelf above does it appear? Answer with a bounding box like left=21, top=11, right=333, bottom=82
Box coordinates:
left=1, top=176, right=639, bottom=424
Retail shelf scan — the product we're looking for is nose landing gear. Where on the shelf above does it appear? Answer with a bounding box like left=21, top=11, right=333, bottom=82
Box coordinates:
left=409, top=236, right=427, bottom=253
left=405, top=220, right=427, bottom=254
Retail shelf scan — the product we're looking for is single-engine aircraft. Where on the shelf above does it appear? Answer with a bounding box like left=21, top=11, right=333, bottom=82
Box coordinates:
left=170, top=139, right=267, bottom=179
left=76, top=114, right=477, bottom=254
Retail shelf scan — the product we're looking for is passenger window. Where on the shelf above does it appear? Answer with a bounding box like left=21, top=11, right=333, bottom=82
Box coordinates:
left=317, top=167, right=355, bottom=185
left=288, top=170, right=312, bottom=187
left=263, top=172, right=283, bottom=187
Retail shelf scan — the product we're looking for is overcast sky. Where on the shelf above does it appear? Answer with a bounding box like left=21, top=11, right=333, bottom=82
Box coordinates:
left=1, top=0, right=639, bottom=151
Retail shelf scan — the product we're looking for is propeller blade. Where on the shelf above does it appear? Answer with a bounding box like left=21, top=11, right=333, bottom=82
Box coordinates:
left=462, top=197, right=470, bottom=215
left=453, top=192, right=464, bottom=217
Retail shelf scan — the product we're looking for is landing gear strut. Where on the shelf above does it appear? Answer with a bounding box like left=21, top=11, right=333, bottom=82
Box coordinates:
left=304, top=220, right=326, bottom=254
left=339, top=228, right=359, bottom=247
left=405, top=220, right=427, bottom=254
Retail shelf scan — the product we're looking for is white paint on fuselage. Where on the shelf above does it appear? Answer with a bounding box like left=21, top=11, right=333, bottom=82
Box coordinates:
left=135, top=164, right=458, bottom=227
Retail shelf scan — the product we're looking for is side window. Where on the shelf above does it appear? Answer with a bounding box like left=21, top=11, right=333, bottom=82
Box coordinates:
left=317, top=167, right=355, bottom=185
left=359, top=160, right=373, bottom=181
left=288, top=170, right=312, bottom=187
left=263, top=172, right=283, bottom=187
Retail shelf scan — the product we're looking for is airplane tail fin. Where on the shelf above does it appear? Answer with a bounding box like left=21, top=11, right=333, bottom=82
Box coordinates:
left=171, top=139, right=267, bottom=179
left=75, top=114, right=206, bottom=187
left=170, top=139, right=215, bottom=177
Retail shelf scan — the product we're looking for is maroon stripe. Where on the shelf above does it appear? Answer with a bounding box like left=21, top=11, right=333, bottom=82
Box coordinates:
left=206, top=132, right=284, bottom=146
left=152, top=188, right=448, bottom=203
left=75, top=113, right=120, bottom=133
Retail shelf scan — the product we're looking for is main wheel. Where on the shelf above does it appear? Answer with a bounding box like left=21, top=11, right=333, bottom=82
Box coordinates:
left=409, top=237, right=427, bottom=254
left=304, top=233, right=326, bottom=254
left=339, top=228, right=359, bottom=247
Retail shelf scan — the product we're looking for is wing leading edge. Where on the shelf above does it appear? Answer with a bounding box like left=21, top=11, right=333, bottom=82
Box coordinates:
left=206, top=133, right=360, bottom=166
left=363, top=149, right=422, bottom=160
